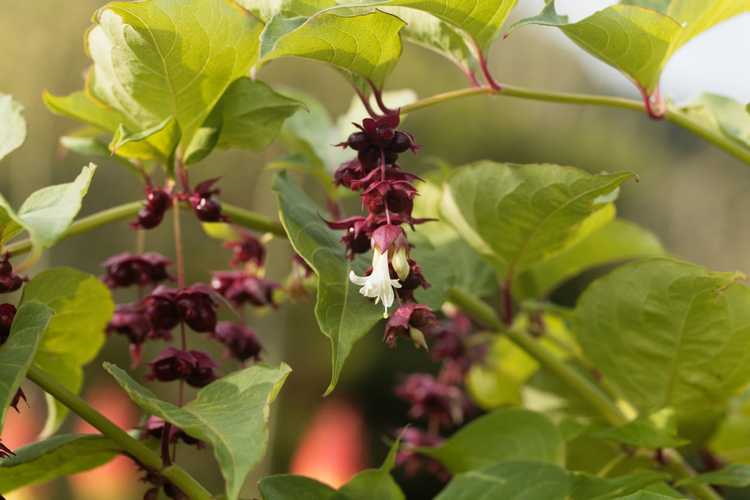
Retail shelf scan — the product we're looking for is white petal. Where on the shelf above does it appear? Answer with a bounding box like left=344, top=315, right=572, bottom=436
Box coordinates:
left=349, top=270, right=368, bottom=286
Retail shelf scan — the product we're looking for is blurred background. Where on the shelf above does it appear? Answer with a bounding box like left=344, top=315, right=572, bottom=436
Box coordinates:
left=1, top=1, right=749, bottom=498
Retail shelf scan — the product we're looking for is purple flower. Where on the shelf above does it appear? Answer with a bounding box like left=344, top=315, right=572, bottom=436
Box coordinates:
left=188, top=178, right=226, bottom=222
left=102, top=252, right=171, bottom=288
left=211, top=271, right=278, bottom=308
left=143, top=287, right=181, bottom=332
left=213, top=321, right=262, bottom=363
left=175, top=285, right=217, bottom=333
left=143, top=416, right=202, bottom=447
left=133, top=187, right=172, bottom=230
left=395, top=374, right=465, bottom=428
left=225, top=232, right=265, bottom=268
left=384, top=303, right=437, bottom=349
left=395, top=427, right=449, bottom=481
left=147, top=348, right=217, bottom=388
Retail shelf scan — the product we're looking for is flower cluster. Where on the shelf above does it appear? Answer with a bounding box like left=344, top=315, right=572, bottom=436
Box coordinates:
left=394, top=310, right=484, bottom=480
left=131, top=177, right=227, bottom=231
left=328, top=109, right=436, bottom=347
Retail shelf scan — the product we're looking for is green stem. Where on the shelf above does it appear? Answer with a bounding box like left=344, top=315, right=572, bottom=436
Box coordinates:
left=446, top=287, right=722, bottom=500
left=4, top=201, right=287, bottom=258
left=26, top=365, right=213, bottom=500
left=401, top=84, right=750, bottom=166
left=5, top=202, right=143, bottom=257
left=222, top=203, right=286, bottom=237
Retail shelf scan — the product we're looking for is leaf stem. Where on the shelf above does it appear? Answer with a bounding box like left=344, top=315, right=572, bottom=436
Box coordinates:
left=26, top=365, right=213, bottom=500
left=446, top=287, right=722, bottom=500
left=400, top=84, right=750, bottom=166
left=222, top=203, right=287, bottom=237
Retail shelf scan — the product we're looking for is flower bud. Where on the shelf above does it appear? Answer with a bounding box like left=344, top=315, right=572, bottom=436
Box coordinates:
left=175, top=286, right=217, bottom=333
left=213, top=322, right=262, bottom=363
left=391, top=247, right=410, bottom=281
left=143, top=288, right=181, bottom=332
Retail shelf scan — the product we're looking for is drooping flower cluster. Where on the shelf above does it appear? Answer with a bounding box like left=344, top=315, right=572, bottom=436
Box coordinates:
left=328, top=109, right=436, bottom=347
left=394, top=310, right=484, bottom=481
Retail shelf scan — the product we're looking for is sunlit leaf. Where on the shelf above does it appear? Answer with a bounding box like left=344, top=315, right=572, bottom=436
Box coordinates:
left=87, top=0, right=263, bottom=150
left=515, top=218, right=664, bottom=300
left=0, top=164, right=96, bottom=267
left=262, top=11, right=405, bottom=87
left=0, top=93, right=26, bottom=162
left=21, top=268, right=114, bottom=436
left=440, top=161, right=633, bottom=281
left=273, top=172, right=382, bottom=394
left=590, top=408, right=689, bottom=449
left=680, top=93, right=750, bottom=152
left=105, top=362, right=291, bottom=500
left=513, top=1, right=750, bottom=93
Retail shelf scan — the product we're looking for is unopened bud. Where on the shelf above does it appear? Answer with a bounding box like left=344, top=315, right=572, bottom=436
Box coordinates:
left=392, top=247, right=410, bottom=281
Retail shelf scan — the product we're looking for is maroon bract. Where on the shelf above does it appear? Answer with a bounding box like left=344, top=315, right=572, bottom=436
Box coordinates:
left=396, top=259, right=430, bottom=303
left=384, top=303, right=437, bottom=348
left=107, top=303, right=170, bottom=367
left=175, top=286, right=217, bottom=333
left=0, top=256, right=24, bottom=294
left=211, top=271, right=278, bottom=308
left=0, top=303, right=16, bottom=344
left=133, top=187, right=171, bottom=230
left=102, top=252, right=171, bottom=289
left=225, top=232, right=265, bottom=268
left=143, top=287, right=181, bottom=332
left=147, top=348, right=217, bottom=388
left=189, top=178, right=226, bottom=222
left=395, top=373, right=465, bottom=428
left=214, top=321, right=262, bottom=363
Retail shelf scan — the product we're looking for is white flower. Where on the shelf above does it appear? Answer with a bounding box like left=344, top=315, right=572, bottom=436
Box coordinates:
left=349, top=247, right=402, bottom=317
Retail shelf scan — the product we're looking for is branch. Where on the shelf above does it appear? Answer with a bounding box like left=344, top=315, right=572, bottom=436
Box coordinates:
left=26, top=365, right=213, bottom=500
left=446, top=287, right=722, bottom=500
left=5, top=201, right=287, bottom=257
left=400, top=84, right=750, bottom=166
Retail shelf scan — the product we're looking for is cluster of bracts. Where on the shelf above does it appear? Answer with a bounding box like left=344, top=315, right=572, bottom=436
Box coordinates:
left=329, top=109, right=435, bottom=347
left=104, top=178, right=311, bottom=499
left=0, top=255, right=26, bottom=460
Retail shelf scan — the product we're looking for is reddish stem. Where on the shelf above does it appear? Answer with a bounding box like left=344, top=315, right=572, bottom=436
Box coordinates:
left=354, top=86, right=380, bottom=118
left=640, top=86, right=666, bottom=120
left=368, top=80, right=396, bottom=115
left=473, top=41, right=501, bottom=91
left=501, top=278, right=513, bottom=326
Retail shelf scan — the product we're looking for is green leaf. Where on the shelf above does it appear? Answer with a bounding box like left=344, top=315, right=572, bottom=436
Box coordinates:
left=676, top=464, right=750, bottom=488
left=421, top=408, right=563, bottom=473
left=200, top=78, right=303, bottom=156
left=515, top=218, right=664, bottom=300
left=570, top=471, right=670, bottom=500
left=0, top=302, right=53, bottom=432
left=590, top=409, right=688, bottom=449
left=680, top=93, right=750, bottom=151
left=44, top=90, right=170, bottom=161
left=87, top=0, right=263, bottom=150
left=435, top=461, right=571, bottom=500
left=514, top=1, right=750, bottom=93
left=336, top=439, right=404, bottom=500
left=273, top=172, right=383, bottom=394
left=21, top=267, right=114, bottom=436
left=0, top=164, right=96, bottom=267
left=615, top=492, right=687, bottom=500
left=259, top=475, right=337, bottom=500
left=105, top=362, right=291, bottom=500
left=466, top=314, right=576, bottom=409
left=0, top=93, right=26, bottom=162
left=410, top=233, right=497, bottom=309
left=440, top=162, right=633, bottom=281
left=380, top=7, right=480, bottom=77
left=379, top=0, right=518, bottom=50
left=574, top=257, right=750, bottom=436
left=0, top=434, right=118, bottom=493
left=262, top=11, right=405, bottom=87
